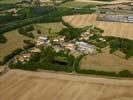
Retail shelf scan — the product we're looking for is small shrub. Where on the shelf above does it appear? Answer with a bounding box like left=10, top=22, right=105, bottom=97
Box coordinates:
left=119, top=70, right=132, bottom=77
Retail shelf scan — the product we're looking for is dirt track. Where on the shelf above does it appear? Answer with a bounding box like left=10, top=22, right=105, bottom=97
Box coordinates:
left=63, top=14, right=133, bottom=40
left=0, top=69, right=133, bottom=100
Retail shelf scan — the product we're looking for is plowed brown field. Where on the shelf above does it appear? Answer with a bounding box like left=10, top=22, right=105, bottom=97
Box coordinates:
left=62, top=14, right=133, bottom=40
left=0, top=70, right=133, bottom=100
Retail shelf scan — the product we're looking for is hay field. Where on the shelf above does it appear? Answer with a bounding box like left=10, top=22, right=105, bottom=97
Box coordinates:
left=62, top=14, right=133, bottom=40
left=0, top=30, right=29, bottom=62
left=1, top=69, right=133, bottom=100
left=80, top=49, right=133, bottom=73
left=34, top=22, right=65, bottom=34
left=75, top=0, right=133, bottom=4
left=0, top=66, right=3, bottom=72
left=59, top=1, right=101, bottom=8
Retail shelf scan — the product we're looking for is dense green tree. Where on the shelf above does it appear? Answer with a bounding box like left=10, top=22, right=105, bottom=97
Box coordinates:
left=59, top=28, right=83, bottom=41
left=30, top=52, right=41, bottom=62
left=119, top=70, right=132, bottom=77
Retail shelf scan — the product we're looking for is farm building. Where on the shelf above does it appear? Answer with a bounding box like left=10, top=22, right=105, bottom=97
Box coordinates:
left=53, top=36, right=65, bottom=44
left=128, top=16, right=133, bottom=22
left=35, top=36, right=47, bottom=45
left=63, top=43, right=75, bottom=51
left=80, top=31, right=91, bottom=40
left=76, top=41, right=96, bottom=54
left=14, top=53, right=31, bottom=63
left=98, top=14, right=133, bottom=23
left=30, top=48, right=41, bottom=53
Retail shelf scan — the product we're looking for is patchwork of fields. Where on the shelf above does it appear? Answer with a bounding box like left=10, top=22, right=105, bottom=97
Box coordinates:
left=0, top=69, right=133, bottom=100
left=63, top=14, right=133, bottom=40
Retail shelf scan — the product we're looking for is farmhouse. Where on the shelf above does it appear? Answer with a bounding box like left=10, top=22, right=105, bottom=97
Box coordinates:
left=80, top=31, right=91, bottom=40
left=15, top=55, right=25, bottom=63
left=53, top=36, right=65, bottom=44
left=53, top=38, right=59, bottom=44
left=35, top=36, right=47, bottom=45
left=30, top=48, right=41, bottom=53
left=14, top=53, right=31, bottom=63
left=63, top=43, right=75, bottom=51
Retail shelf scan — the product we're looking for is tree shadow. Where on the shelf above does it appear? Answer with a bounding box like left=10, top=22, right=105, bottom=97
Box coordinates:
left=0, top=34, right=7, bottom=44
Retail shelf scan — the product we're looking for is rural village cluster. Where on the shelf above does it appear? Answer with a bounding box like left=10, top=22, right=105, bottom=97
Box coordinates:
left=0, top=0, right=133, bottom=77
left=0, top=0, right=133, bottom=100
left=13, top=29, right=97, bottom=63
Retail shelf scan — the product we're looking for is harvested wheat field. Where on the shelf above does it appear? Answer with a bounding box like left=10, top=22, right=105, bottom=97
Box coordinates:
left=0, top=30, right=30, bottom=62
left=80, top=48, right=133, bottom=73
left=62, top=14, right=133, bottom=40
left=75, top=0, right=133, bottom=4
left=1, top=69, right=133, bottom=100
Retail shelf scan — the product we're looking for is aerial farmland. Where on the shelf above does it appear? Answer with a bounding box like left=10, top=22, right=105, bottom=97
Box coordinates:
left=63, top=14, right=133, bottom=40
left=1, top=70, right=133, bottom=100
left=0, top=0, right=133, bottom=100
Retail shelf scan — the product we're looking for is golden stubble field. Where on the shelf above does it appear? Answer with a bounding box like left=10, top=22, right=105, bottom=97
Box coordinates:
left=79, top=48, right=133, bottom=73
left=75, top=0, right=133, bottom=4
left=0, top=30, right=30, bottom=62
left=0, top=69, right=133, bottom=100
left=62, top=14, right=133, bottom=40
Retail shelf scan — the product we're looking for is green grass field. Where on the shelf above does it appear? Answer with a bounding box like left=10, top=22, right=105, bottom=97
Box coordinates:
left=0, top=0, right=19, bottom=4
left=0, top=30, right=30, bottom=62
left=34, top=22, right=65, bottom=37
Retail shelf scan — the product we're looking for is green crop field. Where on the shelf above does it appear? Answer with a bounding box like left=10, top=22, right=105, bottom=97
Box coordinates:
left=34, top=22, right=66, bottom=37
left=0, top=0, right=19, bottom=4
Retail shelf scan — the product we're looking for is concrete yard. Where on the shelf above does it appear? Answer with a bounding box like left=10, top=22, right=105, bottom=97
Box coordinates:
left=0, top=69, right=133, bottom=100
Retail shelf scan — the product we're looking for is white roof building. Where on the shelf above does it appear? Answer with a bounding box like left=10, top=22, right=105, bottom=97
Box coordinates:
left=39, top=36, right=47, bottom=40
left=35, top=36, right=47, bottom=46
left=76, top=41, right=96, bottom=54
